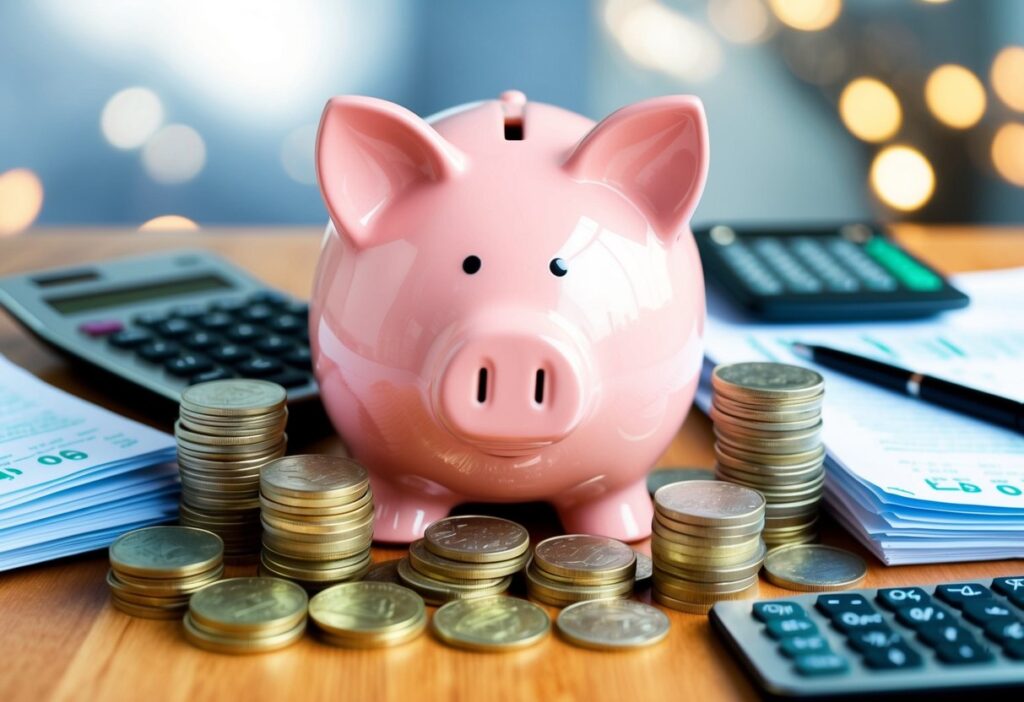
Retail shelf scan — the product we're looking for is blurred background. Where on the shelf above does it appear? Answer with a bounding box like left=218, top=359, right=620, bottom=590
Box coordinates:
left=1, top=0, right=1022, bottom=235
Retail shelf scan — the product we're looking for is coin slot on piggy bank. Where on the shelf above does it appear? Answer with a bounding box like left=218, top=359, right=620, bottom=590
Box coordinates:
left=310, top=90, right=709, bottom=543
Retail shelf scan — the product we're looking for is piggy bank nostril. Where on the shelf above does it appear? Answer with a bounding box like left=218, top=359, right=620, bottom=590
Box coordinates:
left=476, top=367, right=489, bottom=404
left=534, top=369, right=546, bottom=405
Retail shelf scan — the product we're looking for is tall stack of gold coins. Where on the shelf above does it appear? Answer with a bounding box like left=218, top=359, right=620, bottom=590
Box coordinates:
left=526, top=534, right=636, bottom=607
left=258, top=455, right=374, bottom=589
left=309, top=582, right=427, bottom=648
left=710, top=362, right=825, bottom=547
left=107, top=526, right=224, bottom=619
left=183, top=577, right=308, bottom=654
left=396, top=515, right=529, bottom=605
left=651, top=481, right=765, bottom=614
left=176, top=380, right=288, bottom=560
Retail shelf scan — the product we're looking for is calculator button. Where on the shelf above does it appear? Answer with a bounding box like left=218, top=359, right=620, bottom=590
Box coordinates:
left=831, top=611, right=889, bottom=635
left=935, top=583, right=993, bottom=608
left=847, top=628, right=903, bottom=654
left=79, top=320, right=124, bottom=337
left=826, top=239, right=898, bottom=291
left=863, top=237, right=943, bottom=291
left=254, top=336, right=294, bottom=356
left=862, top=642, right=923, bottom=670
left=794, top=653, right=849, bottom=676
left=155, top=318, right=193, bottom=339
left=283, top=346, right=312, bottom=368
left=766, top=618, right=817, bottom=639
left=236, top=356, right=283, bottom=377
left=170, top=304, right=206, bottom=320
left=197, top=312, right=234, bottom=330
left=181, top=331, right=220, bottom=351
left=241, top=304, right=275, bottom=323
left=985, top=619, right=1024, bottom=645
left=209, top=344, right=251, bottom=364
left=108, top=328, right=153, bottom=349
left=790, top=238, right=861, bottom=293
left=1005, top=639, right=1024, bottom=660
left=133, top=311, right=169, bottom=327
left=917, top=623, right=976, bottom=648
left=189, top=368, right=236, bottom=384
left=816, top=594, right=876, bottom=620
left=753, top=238, right=822, bottom=293
left=752, top=601, right=806, bottom=622
left=165, top=354, right=214, bottom=377
left=992, top=577, right=1024, bottom=603
left=720, top=244, right=784, bottom=296
left=877, top=587, right=931, bottom=611
left=226, top=324, right=263, bottom=343
left=895, top=604, right=954, bottom=629
left=265, top=370, right=312, bottom=389
left=279, top=301, right=308, bottom=316
left=961, top=600, right=1018, bottom=626
left=779, top=635, right=830, bottom=658
left=209, top=298, right=248, bottom=314
left=268, top=314, right=305, bottom=335
left=248, top=291, right=288, bottom=305
left=935, top=640, right=994, bottom=665
left=137, top=341, right=180, bottom=362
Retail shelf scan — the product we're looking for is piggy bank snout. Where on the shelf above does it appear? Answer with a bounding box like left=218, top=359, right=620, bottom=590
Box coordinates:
left=434, top=329, right=587, bottom=455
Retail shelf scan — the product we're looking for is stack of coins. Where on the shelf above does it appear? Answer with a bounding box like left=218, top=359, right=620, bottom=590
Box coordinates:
left=183, top=577, right=308, bottom=654
left=309, top=581, right=427, bottom=648
left=176, top=379, right=288, bottom=560
left=651, top=481, right=765, bottom=614
left=258, top=455, right=374, bottom=589
left=526, top=534, right=636, bottom=607
left=710, top=362, right=825, bottom=547
left=107, top=526, right=223, bottom=619
left=396, top=515, right=529, bottom=605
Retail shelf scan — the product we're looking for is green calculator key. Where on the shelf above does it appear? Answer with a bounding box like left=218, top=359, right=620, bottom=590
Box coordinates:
left=863, top=237, right=943, bottom=291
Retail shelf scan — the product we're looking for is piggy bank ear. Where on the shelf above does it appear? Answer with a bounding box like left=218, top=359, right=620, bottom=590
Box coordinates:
left=316, top=96, right=465, bottom=248
left=564, top=96, right=708, bottom=242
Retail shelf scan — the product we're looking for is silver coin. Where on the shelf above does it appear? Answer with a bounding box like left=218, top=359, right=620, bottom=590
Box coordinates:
left=181, top=379, right=287, bottom=417
left=763, top=544, right=866, bottom=592
left=556, top=599, right=669, bottom=651
left=633, top=551, right=653, bottom=587
left=646, top=468, right=717, bottom=495
left=712, top=363, right=824, bottom=400
left=424, top=515, right=530, bottom=563
left=653, top=480, right=765, bottom=527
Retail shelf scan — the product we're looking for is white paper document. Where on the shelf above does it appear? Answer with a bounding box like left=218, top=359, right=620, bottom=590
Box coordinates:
left=700, top=266, right=1024, bottom=565
left=0, top=355, right=179, bottom=570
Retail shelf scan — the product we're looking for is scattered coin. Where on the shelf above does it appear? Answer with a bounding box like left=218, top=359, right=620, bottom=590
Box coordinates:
left=424, top=515, right=529, bottom=564
left=556, top=600, right=670, bottom=651
left=362, top=559, right=402, bottom=584
left=183, top=577, right=308, bottom=654
left=763, top=544, right=867, bottom=592
left=432, top=596, right=550, bottom=652
left=309, top=581, right=426, bottom=648
left=647, top=468, right=717, bottom=495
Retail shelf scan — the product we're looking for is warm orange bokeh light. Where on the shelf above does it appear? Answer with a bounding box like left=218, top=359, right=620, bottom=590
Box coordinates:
left=991, top=123, right=1024, bottom=187
left=768, top=0, right=841, bottom=31
left=139, top=215, right=200, bottom=232
left=0, top=169, right=44, bottom=236
left=870, top=146, right=936, bottom=211
left=992, top=47, right=1024, bottom=112
left=839, top=78, right=902, bottom=142
left=925, top=64, right=986, bottom=129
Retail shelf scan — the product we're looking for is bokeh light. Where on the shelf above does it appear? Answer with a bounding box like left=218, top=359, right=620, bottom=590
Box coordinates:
left=839, top=77, right=902, bottom=142
left=870, top=146, right=935, bottom=211
left=100, top=87, right=164, bottom=150
left=139, top=215, right=200, bottom=231
left=991, top=47, right=1024, bottom=112
left=707, top=0, right=774, bottom=44
left=924, top=64, right=986, bottom=129
left=0, top=169, right=44, bottom=236
left=142, top=124, right=206, bottom=184
left=280, top=124, right=318, bottom=185
left=991, top=123, right=1024, bottom=187
left=606, top=0, right=723, bottom=82
left=768, top=0, right=842, bottom=32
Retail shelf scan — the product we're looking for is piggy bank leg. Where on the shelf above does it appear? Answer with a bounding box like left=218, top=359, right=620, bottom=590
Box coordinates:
left=369, top=475, right=459, bottom=544
left=554, top=479, right=653, bottom=542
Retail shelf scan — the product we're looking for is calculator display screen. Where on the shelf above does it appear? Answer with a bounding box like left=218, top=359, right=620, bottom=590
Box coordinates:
left=46, top=275, right=234, bottom=314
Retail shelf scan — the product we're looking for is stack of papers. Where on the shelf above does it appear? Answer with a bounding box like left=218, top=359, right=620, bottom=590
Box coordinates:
left=699, top=267, right=1024, bottom=565
left=0, top=356, right=179, bottom=570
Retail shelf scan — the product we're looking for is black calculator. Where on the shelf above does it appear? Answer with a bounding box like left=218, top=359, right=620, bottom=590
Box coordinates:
left=711, top=577, right=1024, bottom=698
left=694, top=223, right=970, bottom=321
left=0, top=249, right=318, bottom=407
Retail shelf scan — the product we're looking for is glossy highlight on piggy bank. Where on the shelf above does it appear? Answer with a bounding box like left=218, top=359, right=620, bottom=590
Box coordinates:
left=310, top=90, right=709, bottom=543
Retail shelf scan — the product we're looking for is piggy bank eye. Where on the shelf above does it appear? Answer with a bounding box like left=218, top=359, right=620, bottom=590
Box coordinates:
left=549, top=258, right=568, bottom=277
left=462, top=255, right=482, bottom=274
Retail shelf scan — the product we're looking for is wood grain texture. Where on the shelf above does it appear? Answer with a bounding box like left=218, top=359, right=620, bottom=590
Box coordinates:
left=1, top=226, right=1022, bottom=702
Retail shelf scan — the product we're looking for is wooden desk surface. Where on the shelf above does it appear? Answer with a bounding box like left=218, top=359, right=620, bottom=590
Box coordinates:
left=1, top=225, right=1022, bottom=702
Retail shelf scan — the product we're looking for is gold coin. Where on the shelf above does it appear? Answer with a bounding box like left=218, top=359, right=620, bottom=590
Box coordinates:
left=107, top=567, right=223, bottom=597
left=652, top=577, right=760, bottom=604
left=309, top=581, right=425, bottom=638
left=634, top=551, right=653, bottom=587
left=556, top=600, right=669, bottom=651
left=109, top=526, right=223, bottom=578
left=711, top=393, right=823, bottom=419
left=652, top=538, right=766, bottom=570
left=715, top=442, right=825, bottom=467
left=260, top=455, right=369, bottom=502
left=532, top=535, right=636, bottom=584
left=317, top=615, right=426, bottom=649
left=261, top=534, right=371, bottom=560
left=174, top=420, right=284, bottom=447
left=763, top=544, right=866, bottom=592
left=653, top=510, right=763, bottom=539
left=525, top=563, right=634, bottom=605
left=432, top=596, right=550, bottom=652
left=111, top=597, right=185, bottom=620
left=189, top=577, right=308, bottom=635
left=260, top=515, right=373, bottom=542
left=409, top=539, right=528, bottom=582
left=712, top=363, right=824, bottom=401
left=396, top=557, right=510, bottom=604
left=180, top=379, right=287, bottom=417
left=424, top=515, right=530, bottom=564
left=182, top=612, right=306, bottom=654
left=109, top=588, right=190, bottom=609
left=651, top=518, right=763, bottom=548
left=260, top=550, right=371, bottom=583
left=653, top=480, right=765, bottom=528
left=715, top=431, right=823, bottom=456
left=260, top=489, right=373, bottom=517
left=652, top=590, right=726, bottom=615
left=709, top=405, right=822, bottom=432
left=362, top=559, right=402, bottom=584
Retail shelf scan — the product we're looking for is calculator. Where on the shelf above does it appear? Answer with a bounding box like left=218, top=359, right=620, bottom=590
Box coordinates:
left=0, top=249, right=317, bottom=406
left=710, top=576, right=1024, bottom=698
left=694, top=223, right=970, bottom=321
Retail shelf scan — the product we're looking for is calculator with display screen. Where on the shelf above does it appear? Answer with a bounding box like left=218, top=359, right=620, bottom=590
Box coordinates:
left=0, top=250, right=317, bottom=407
left=694, top=223, right=970, bottom=321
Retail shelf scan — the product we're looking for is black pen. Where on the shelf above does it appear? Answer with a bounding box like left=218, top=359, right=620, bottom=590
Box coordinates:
left=790, top=341, right=1024, bottom=434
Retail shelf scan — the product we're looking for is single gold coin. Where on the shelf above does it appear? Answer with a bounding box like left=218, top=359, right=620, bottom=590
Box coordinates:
left=260, top=455, right=369, bottom=502
left=556, top=600, right=669, bottom=651
left=763, top=544, right=866, bottom=592
left=109, top=526, right=223, bottom=578
left=432, top=596, right=550, bottom=652
left=653, top=480, right=765, bottom=528
left=532, top=535, right=636, bottom=584
left=424, top=515, right=529, bottom=563
left=309, top=581, right=425, bottom=640
left=180, top=379, right=286, bottom=417
left=188, top=577, right=308, bottom=635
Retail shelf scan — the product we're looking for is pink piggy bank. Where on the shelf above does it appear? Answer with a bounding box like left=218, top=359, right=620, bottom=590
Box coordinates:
left=310, top=90, right=708, bottom=543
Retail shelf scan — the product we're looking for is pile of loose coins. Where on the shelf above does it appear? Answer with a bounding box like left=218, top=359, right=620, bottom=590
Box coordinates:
left=184, top=577, right=308, bottom=653
left=651, top=480, right=766, bottom=614
left=309, top=581, right=427, bottom=648
left=176, top=379, right=288, bottom=560
left=259, top=455, right=374, bottom=589
left=107, top=526, right=224, bottom=619
left=710, top=362, right=825, bottom=547
left=397, top=515, right=530, bottom=604
left=526, top=534, right=636, bottom=606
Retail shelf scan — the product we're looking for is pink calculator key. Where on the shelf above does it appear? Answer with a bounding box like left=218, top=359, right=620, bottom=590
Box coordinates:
left=78, top=320, right=123, bottom=336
